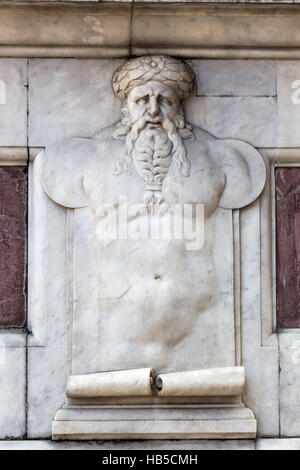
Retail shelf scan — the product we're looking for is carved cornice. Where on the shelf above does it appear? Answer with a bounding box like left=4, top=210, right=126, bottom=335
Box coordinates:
left=1, top=2, right=300, bottom=58
left=0, top=147, right=28, bottom=165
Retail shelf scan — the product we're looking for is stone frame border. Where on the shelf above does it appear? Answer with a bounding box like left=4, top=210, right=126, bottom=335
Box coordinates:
left=1, top=3, right=300, bottom=59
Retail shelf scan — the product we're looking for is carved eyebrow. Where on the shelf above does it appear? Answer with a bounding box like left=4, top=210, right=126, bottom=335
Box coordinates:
left=158, top=89, right=177, bottom=99
left=135, top=94, right=150, bottom=102
left=159, top=94, right=173, bottom=100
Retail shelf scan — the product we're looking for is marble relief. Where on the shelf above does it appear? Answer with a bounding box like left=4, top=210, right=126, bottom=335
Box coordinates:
left=40, top=56, right=265, bottom=438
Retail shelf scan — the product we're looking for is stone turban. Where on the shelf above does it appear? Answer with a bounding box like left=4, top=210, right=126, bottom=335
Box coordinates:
left=112, top=55, right=196, bottom=101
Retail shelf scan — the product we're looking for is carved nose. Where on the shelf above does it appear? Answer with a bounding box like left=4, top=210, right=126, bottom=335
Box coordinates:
left=149, top=98, right=159, bottom=117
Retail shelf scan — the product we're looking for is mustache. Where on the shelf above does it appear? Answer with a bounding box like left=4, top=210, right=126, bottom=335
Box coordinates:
left=141, top=113, right=162, bottom=124
left=126, top=114, right=176, bottom=154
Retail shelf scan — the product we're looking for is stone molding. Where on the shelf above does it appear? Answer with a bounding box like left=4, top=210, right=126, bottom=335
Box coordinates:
left=0, top=147, right=28, bottom=165
left=0, top=147, right=43, bottom=165
left=1, top=3, right=300, bottom=58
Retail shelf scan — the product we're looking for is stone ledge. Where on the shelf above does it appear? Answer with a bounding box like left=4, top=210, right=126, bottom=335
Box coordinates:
left=52, top=405, right=257, bottom=440
left=1, top=3, right=300, bottom=58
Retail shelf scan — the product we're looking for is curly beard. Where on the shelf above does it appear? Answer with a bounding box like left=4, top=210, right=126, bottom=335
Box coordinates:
left=113, top=109, right=193, bottom=209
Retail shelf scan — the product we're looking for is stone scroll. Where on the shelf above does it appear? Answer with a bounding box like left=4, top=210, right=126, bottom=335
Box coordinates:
left=67, top=368, right=154, bottom=398
left=155, top=367, right=245, bottom=397
left=66, top=366, right=245, bottom=398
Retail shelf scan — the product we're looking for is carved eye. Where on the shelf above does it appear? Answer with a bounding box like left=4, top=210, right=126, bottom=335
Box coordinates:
left=159, top=96, right=173, bottom=106
left=136, top=95, right=149, bottom=105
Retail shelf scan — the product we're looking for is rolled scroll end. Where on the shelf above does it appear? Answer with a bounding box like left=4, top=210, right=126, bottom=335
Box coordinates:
left=155, top=375, right=163, bottom=391
left=156, top=366, right=245, bottom=397
left=66, top=367, right=154, bottom=398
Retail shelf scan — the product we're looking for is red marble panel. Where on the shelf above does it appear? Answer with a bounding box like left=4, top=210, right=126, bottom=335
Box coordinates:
left=276, top=167, right=300, bottom=328
left=0, top=167, right=26, bottom=327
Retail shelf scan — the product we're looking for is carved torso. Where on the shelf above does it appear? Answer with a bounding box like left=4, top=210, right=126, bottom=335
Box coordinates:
left=42, top=123, right=265, bottom=373
left=86, top=125, right=226, bottom=215
left=71, top=126, right=225, bottom=371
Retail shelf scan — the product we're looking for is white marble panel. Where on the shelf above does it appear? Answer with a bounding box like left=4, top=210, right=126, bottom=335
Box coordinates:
left=257, top=438, right=300, bottom=450
left=240, top=200, right=279, bottom=437
left=185, top=96, right=277, bottom=147
left=27, top=163, right=68, bottom=438
left=29, top=59, right=125, bottom=147
left=27, top=152, right=48, bottom=347
left=279, top=333, right=300, bottom=437
left=192, top=60, right=276, bottom=96
left=0, top=59, right=27, bottom=147
left=0, top=346, right=25, bottom=439
left=28, top=346, right=67, bottom=438
left=278, top=61, right=300, bottom=147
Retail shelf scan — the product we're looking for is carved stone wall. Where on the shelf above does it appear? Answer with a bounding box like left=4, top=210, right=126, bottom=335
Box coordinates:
left=0, top=1, right=300, bottom=446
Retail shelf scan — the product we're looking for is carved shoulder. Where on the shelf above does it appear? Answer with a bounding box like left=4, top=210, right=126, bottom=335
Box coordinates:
left=192, top=125, right=266, bottom=210
left=42, top=137, right=97, bottom=209
left=42, top=124, right=127, bottom=209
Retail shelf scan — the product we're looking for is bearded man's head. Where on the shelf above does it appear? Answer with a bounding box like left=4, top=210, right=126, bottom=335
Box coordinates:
left=112, top=56, right=196, bottom=207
